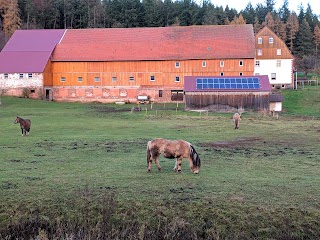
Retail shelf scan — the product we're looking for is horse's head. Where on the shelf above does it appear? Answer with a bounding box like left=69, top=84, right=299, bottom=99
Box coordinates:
left=190, top=145, right=201, bottom=174
left=14, top=117, right=20, bottom=124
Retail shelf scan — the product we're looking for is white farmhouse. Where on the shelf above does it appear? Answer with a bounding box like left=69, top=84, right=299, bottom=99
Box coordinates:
left=254, top=26, right=294, bottom=89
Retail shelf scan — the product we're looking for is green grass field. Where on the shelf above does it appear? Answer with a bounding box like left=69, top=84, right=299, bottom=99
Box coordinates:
left=0, top=86, right=320, bottom=239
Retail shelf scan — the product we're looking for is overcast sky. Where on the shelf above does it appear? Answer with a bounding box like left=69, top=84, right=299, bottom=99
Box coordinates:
left=210, top=0, right=320, bottom=15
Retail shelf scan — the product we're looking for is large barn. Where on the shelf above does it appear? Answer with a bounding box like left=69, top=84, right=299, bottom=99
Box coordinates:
left=0, top=25, right=256, bottom=103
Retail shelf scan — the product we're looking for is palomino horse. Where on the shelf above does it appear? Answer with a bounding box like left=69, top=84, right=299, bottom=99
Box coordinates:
left=14, top=116, right=31, bottom=136
left=233, top=112, right=241, bottom=129
left=146, top=138, right=201, bottom=174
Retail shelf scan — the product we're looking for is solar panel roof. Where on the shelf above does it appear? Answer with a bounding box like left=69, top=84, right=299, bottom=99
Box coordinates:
left=196, top=77, right=260, bottom=90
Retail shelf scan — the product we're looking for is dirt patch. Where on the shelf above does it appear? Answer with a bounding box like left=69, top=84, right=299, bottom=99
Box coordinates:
left=199, top=137, right=264, bottom=149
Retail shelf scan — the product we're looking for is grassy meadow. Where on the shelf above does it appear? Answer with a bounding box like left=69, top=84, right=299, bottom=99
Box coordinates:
left=0, top=85, right=320, bottom=239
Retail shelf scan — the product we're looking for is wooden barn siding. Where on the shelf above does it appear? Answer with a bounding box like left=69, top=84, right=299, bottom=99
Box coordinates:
left=256, top=28, right=293, bottom=59
left=185, top=92, right=270, bottom=112
left=50, top=59, right=254, bottom=87
left=43, top=60, right=53, bottom=86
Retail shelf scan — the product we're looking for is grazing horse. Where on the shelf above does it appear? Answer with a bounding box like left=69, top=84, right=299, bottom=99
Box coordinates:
left=146, top=138, right=201, bottom=174
left=233, top=112, right=241, bottom=129
left=14, top=116, right=31, bottom=136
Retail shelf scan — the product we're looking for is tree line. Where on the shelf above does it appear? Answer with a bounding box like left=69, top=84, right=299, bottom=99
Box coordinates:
left=1, top=0, right=320, bottom=73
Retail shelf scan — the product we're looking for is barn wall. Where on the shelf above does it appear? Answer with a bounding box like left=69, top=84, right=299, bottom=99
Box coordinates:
left=48, top=59, right=254, bottom=102
left=185, top=92, right=270, bottom=112
left=0, top=73, right=43, bottom=99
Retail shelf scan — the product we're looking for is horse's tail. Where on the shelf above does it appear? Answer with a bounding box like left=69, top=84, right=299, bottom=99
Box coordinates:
left=146, top=141, right=151, bottom=166
left=190, top=145, right=201, bottom=168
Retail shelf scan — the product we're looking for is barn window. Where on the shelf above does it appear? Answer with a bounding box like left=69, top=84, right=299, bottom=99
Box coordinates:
left=257, top=49, right=262, bottom=56
left=269, top=37, right=273, bottom=43
left=129, top=76, right=134, bottom=81
left=175, top=76, right=180, bottom=82
left=4, top=73, right=8, bottom=78
left=277, top=49, right=282, bottom=55
left=220, top=72, right=224, bottom=76
left=19, top=73, right=24, bottom=78
left=94, top=77, right=100, bottom=82
left=30, top=89, right=35, bottom=93
left=159, top=90, right=163, bottom=97
left=202, top=61, right=206, bottom=67
left=171, top=90, right=183, bottom=101
left=258, top=37, right=262, bottom=44
left=271, top=73, right=276, bottom=80
left=112, top=77, right=117, bottom=82
left=239, top=60, right=243, bottom=66
left=150, top=76, right=155, bottom=81
left=220, top=61, right=224, bottom=67
left=28, top=73, right=33, bottom=78
left=78, top=77, right=83, bottom=82
left=60, top=77, right=66, bottom=82
left=175, top=62, right=180, bottom=68
left=276, top=60, right=281, bottom=67
left=255, top=61, right=260, bottom=67
left=239, top=72, right=243, bottom=76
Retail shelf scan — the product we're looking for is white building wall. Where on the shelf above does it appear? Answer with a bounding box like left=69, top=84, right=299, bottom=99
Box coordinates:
left=254, top=59, right=293, bottom=86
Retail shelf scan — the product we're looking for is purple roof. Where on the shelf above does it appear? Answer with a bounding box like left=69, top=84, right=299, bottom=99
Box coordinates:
left=184, top=75, right=271, bottom=92
left=0, top=29, right=65, bottom=73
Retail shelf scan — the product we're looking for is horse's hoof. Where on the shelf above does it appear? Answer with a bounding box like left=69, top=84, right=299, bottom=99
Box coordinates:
left=158, top=168, right=162, bottom=171
left=178, top=170, right=182, bottom=173
left=193, top=170, right=199, bottom=174
left=148, top=169, right=151, bottom=172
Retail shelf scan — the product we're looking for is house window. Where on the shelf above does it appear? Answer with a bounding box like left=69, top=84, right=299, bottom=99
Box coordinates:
left=269, top=37, right=273, bottom=43
left=78, top=77, right=83, bottom=82
left=258, top=37, right=262, bottom=44
left=19, top=73, right=24, bottom=78
left=94, top=77, right=100, bottom=82
left=112, top=77, right=117, bottom=82
left=255, top=61, right=260, bottom=67
left=150, top=76, right=155, bottom=81
left=129, top=76, right=134, bottom=82
left=220, top=61, right=224, bottom=67
left=239, top=72, right=243, bottom=76
left=257, top=49, right=262, bottom=56
left=175, top=62, right=180, bottom=68
left=159, top=90, right=163, bottom=97
left=175, top=76, right=180, bottom=82
left=61, top=77, right=66, bottom=82
left=220, top=72, right=224, bottom=76
left=277, top=49, right=281, bottom=55
left=239, top=60, right=243, bottom=66
left=28, top=73, right=33, bottom=78
left=271, top=73, right=276, bottom=80
left=4, top=73, right=8, bottom=79
left=202, top=61, right=206, bottom=67
left=276, top=60, right=281, bottom=67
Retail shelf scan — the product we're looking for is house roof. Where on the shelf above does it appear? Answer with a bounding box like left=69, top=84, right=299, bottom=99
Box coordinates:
left=0, top=29, right=65, bottom=73
left=51, top=25, right=255, bottom=61
left=184, top=75, right=271, bottom=92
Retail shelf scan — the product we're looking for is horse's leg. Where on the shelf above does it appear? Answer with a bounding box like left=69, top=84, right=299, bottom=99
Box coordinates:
left=173, top=159, right=178, bottom=172
left=21, top=128, right=24, bottom=136
left=154, top=155, right=161, bottom=171
left=176, top=157, right=183, bottom=173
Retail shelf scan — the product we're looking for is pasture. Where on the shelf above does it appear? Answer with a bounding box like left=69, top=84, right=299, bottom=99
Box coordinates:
left=0, top=88, right=320, bottom=239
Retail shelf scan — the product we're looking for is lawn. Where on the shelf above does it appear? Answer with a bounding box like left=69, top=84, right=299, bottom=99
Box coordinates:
left=0, top=92, right=320, bottom=239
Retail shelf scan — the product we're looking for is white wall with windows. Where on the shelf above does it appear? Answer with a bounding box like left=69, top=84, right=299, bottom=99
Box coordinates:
left=254, top=59, right=293, bottom=86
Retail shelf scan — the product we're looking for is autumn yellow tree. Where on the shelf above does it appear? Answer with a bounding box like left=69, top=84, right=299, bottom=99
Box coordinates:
left=0, top=0, right=21, bottom=39
left=314, top=24, right=320, bottom=56
left=286, top=12, right=299, bottom=52
left=230, top=14, right=246, bottom=25
left=262, top=12, right=275, bottom=31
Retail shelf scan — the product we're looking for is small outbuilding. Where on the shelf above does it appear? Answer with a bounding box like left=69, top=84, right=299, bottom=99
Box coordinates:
left=184, top=75, right=272, bottom=112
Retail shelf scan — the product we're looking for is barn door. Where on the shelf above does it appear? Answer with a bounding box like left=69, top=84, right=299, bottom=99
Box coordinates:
left=171, top=90, right=184, bottom=101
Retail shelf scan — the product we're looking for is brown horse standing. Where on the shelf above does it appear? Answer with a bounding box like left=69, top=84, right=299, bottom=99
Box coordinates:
left=146, top=138, right=201, bottom=174
left=233, top=113, right=241, bottom=129
left=14, top=116, right=31, bottom=136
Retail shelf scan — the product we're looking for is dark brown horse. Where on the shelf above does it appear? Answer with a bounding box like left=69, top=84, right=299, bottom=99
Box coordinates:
left=147, top=138, right=201, bottom=174
left=14, top=116, right=31, bottom=136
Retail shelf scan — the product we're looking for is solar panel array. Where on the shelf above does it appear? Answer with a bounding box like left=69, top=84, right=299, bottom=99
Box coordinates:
left=196, top=77, right=261, bottom=90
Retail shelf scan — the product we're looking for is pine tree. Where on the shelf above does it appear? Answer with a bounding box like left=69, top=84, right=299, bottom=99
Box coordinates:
left=294, top=18, right=315, bottom=58
left=230, top=14, right=246, bottom=25
left=286, top=12, right=299, bottom=52
left=263, top=12, right=274, bottom=31
left=274, top=15, right=286, bottom=41
left=314, top=24, right=320, bottom=56
left=278, top=0, right=290, bottom=23
left=240, top=2, right=255, bottom=24
left=0, top=0, right=21, bottom=38
left=253, top=16, right=262, bottom=34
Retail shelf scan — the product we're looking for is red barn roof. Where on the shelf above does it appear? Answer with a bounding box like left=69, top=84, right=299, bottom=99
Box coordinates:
left=52, top=25, right=255, bottom=62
